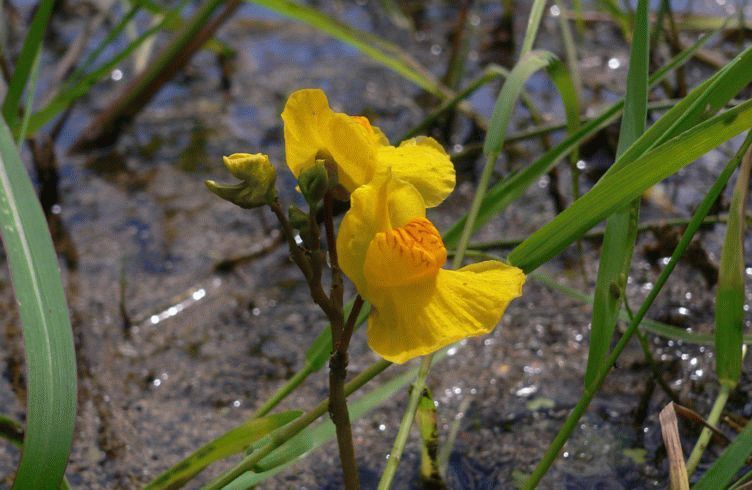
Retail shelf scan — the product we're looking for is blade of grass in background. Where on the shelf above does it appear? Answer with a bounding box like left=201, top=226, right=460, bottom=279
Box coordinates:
left=521, top=131, right=752, bottom=489
left=0, top=115, right=76, bottom=488
left=442, top=28, right=715, bottom=246
left=585, top=0, right=649, bottom=390
left=26, top=0, right=190, bottom=136
left=1, top=0, right=55, bottom=130
left=144, top=411, right=301, bottom=489
left=519, top=0, right=547, bottom=56
left=508, top=99, right=752, bottom=273
left=694, top=419, right=752, bottom=490
left=685, top=145, right=752, bottom=476
left=247, top=0, right=446, bottom=97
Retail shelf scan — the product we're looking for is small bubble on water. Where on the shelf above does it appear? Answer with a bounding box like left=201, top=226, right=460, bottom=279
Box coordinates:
left=608, top=58, right=621, bottom=70
left=252, top=307, right=261, bottom=316
left=152, top=379, right=161, bottom=387
left=150, top=315, right=160, bottom=325
left=111, top=69, right=123, bottom=81
left=430, top=44, right=443, bottom=56
left=549, top=5, right=561, bottom=16
left=51, top=204, right=62, bottom=215
left=379, top=424, right=386, bottom=431
left=576, top=160, right=587, bottom=170
left=232, top=400, right=241, bottom=408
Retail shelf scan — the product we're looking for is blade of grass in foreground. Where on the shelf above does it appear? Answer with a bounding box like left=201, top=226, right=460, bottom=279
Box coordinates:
left=585, top=0, right=649, bottom=390
left=0, top=112, right=77, bottom=487
left=520, top=131, right=752, bottom=489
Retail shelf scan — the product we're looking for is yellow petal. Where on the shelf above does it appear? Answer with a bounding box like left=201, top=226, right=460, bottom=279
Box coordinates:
left=281, top=89, right=331, bottom=177
left=376, top=136, right=455, bottom=207
left=336, top=170, right=426, bottom=297
left=364, top=217, right=447, bottom=289
left=281, top=89, right=377, bottom=191
left=367, top=261, right=525, bottom=364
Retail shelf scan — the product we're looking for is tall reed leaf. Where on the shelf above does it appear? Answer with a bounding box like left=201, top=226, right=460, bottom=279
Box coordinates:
left=1, top=1, right=54, bottom=130
left=0, top=115, right=76, bottom=487
left=585, top=0, right=649, bottom=390
left=715, top=152, right=750, bottom=388
left=508, top=99, right=752, bottom=272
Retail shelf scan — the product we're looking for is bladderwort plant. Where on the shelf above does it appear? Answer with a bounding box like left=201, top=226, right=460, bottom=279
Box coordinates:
left=204, top=89, right=526, bottom=489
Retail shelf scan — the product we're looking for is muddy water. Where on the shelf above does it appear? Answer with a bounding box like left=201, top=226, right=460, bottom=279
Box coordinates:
left=0, top=0, right=750, bottom=488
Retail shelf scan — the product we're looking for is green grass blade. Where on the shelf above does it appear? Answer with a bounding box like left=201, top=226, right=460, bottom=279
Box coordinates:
left=508, top=99, right=752, bottom=272
left=715, top=150, right=750, bottom=388
left=26, top=0, right=191, bottom=136
left=442, top=28, right=715, bottom=246
left=456, top=51, right=575, bottom=264
left=224, top=361, right=431, bottom=488
left=0, top=112, right=76, bottom=488
left=693, top=419, right=752, bottom=489
left=585, top=0, right=649, bottom=390
left=522, top=130, right=752, bottom=489
left=246, top=0, right=446, bottom=97
left=519, top=0, right=547, bottom=57
left=145, top=411, right=301, bottom=489
left=15, top=49, right=42, bottom=145
left=1, top=0, right=55, bottom=130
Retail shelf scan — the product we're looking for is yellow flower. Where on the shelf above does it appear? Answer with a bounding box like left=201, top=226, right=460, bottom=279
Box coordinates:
left=281, top=88, right=455, bottom=207
left=336, top=170, right=526, bottom=364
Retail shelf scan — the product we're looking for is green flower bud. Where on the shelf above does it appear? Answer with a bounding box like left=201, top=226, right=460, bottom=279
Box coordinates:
left=297, top=160, right=329, bottom=205
left=206, top=152, right=277, bottom=208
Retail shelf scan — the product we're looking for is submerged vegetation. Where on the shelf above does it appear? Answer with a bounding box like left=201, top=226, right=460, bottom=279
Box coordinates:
left=3, top=0, right=752, bottom=488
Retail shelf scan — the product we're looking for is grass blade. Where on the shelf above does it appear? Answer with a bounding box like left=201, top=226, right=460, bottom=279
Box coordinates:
left=519, top=0, right=547, bottom=56
left=694, top=419, right=752, bottom=489
left=585, top=0, right=649, bottom=389
left=442, top=28, right=715, bottom=246
left=0, top=111, right=76, bottom=488
left=1, top=0, right=54, bottom=130
left=715, top=150, right=750, bottom=389
left=145, top=411, right=301, bottom=489
left=508, top=99, right=752, bottom=273
left=246, top=0, right=446, bottom=97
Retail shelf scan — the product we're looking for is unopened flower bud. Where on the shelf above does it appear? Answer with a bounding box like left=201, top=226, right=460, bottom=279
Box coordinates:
left=206, top=152, right=277, bottom=208
left=297, top=160, right=329, bottom=205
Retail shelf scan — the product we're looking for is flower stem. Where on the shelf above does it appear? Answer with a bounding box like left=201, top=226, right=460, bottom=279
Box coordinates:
left=323, top=192, right=360, bottom=489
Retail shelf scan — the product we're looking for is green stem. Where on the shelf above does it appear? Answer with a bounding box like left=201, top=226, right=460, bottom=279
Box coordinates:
left=521, top=131, right=752, bottom=489
left=377, top=355, right=432, bottom=490
left=685, top=384, right=731, bottom=476
left=206, top=360, right=392, bottom=489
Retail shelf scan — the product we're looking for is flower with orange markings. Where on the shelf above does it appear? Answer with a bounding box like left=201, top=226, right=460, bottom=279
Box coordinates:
left=337, top=170, right=526, bottom=364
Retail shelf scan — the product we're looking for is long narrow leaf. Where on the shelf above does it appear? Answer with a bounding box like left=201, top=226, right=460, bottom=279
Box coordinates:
left=585, top=0, right=649, bottom=389
left=145, top=411, right=301, bottom=489
left=443, top=28, right=715, bottom=246
left=0, top=112, right=76, bottom=488
left=694, top=420, right=752, bottom=489
left=508, top=99, right=752, bottom=272
left=715, top=150, right=750, bottom=388
left=1, top=0, right=55, bottom=129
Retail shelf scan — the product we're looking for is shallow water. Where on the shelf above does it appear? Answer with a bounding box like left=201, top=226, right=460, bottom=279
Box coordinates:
left=0, top=0, right=750, bottom=488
